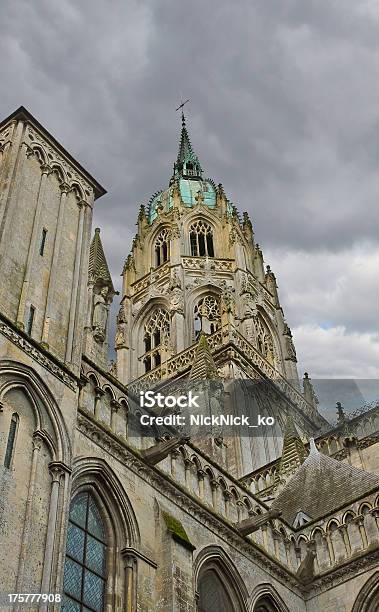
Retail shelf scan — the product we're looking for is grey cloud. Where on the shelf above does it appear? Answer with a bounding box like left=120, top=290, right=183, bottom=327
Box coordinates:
left=1, top=0, right=379, bottom=376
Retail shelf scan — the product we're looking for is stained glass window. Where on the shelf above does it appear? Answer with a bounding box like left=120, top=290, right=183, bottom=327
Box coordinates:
left=62, top=492, right=107, bottom=612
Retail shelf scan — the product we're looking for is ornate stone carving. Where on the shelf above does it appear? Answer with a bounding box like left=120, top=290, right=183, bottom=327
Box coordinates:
left=0, top=318, right=77, bottom=390
left=115, top=305, right=128, bottom=349
left=25, top=126, right=93, bottom=202
left=92, top=287, right=110, bottom=343
left=221, top=286, right=235, bottom=314
left=283, top=323, right=297, bottom=362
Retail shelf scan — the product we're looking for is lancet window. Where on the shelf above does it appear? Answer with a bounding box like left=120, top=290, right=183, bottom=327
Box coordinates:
left=143, top=308, right=170, bottom=372
left=189, top=221, right=214, bottom=257
left=62, top=492, right=107, bottom=611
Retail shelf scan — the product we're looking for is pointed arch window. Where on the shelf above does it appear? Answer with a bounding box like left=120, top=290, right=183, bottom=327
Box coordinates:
left=254, top=595, right=281, bottom=612
left=198, top=569, right=235, bottom=612
left=154, top=229, right=170, bottom=267
left=189, top=220, right=214, bottom=257
left=143, top=308, right=170, bottom=372
left=62, top=492, right=107, bottom=612
left=194, top=295, right=220, bottom=340
left=4, top=413, right=19, bottom=469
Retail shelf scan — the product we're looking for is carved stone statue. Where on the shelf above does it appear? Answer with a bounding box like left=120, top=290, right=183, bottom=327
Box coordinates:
left=115, top=305, right=128, bottom=348
left=92, top=287, right=109, bottom=343
left=241, top=291, right=256, bottom=320
left=283, top=323, right=297, bottom=362
left=170, top=289, right=184, bottom=315
left=169, top=270, right=184, bottom=315
left=169, top=269, right=182, bottom=291
left=221, top=286, right=235, bottom=314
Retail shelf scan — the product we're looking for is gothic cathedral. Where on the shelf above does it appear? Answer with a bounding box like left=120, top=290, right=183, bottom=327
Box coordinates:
left=1, top=106, right=379, bottom=611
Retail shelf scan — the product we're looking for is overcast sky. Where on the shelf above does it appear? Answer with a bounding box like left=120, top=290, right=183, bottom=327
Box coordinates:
left=1, top=0, right=379, bottom=394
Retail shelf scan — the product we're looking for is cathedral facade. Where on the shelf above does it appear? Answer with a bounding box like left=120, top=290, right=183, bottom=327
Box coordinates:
left=0, top=105, right=379, bottom=611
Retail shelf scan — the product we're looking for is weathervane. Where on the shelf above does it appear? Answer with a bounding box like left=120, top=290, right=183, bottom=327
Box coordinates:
left=175, top=99, right=190, bottom=112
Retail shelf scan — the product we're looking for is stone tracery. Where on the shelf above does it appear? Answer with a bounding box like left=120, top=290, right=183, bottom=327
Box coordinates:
left=143, top=308, right=170, bottom=371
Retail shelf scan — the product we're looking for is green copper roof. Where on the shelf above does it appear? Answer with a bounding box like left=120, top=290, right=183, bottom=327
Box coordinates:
left=146, top=113, right=232, bottom=223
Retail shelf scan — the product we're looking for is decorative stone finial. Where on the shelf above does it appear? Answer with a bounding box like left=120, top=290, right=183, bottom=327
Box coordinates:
left=336, top=401, right=346, bottom=423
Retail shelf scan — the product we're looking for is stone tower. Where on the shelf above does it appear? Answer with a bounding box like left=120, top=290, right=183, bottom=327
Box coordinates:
left=117, top=113, right=325, bottom=474
left=0, top=106, right=105, bottom=373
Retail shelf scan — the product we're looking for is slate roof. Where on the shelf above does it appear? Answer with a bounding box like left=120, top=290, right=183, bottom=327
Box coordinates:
left=271, top=439, right=379, bottom=525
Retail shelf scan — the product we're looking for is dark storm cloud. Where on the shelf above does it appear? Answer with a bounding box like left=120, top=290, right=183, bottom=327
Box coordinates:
left=1, top=0, right=378, bottom=377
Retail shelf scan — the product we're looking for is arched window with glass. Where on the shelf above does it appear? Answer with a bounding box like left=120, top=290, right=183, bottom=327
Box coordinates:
left=62, top=492, right=107, bottom=612
left=154, top=229, right=170, bottom=267
left=194, top=295, right=220, bottom=340
left=142, top=308, right=170, bottom=372
left=189, top=220, right=214, bottom=257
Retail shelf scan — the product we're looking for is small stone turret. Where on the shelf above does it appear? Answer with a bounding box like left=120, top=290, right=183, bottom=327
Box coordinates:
left=84, top=228, right=117, bottom=368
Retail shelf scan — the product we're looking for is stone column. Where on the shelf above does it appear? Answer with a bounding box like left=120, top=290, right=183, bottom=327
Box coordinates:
left=16, top=432, right=42, bottom=596
left=197, top=469, right=205, bottom=500
left=72, top=199, right=93, bottom=366
left=65, top=199, right=86, bottom=362
left=372, top=508, right=379, bottom=530
left=272, top=530, right=281, bottom=559
left=284, top=539, right=292, bottom=568
left=340, top=524, right=351, bottom=556
left=357, top=516, right=368, bottom=549
left=184, top=458, right=192, bottom=490
left=42, top=183, right=70, bottom=346
left=210, top=479, right=219, bottom=510
left=17, top=163, right=51, bottom=327
left=325, top=533, right=335, bottom=564
left=223, top=490, right=232, bottom=519
left=0, top=120, right=26, bottom=243
left=94, top=386, right=105, bottom=420
left=170, top=449, right=180, bottom=479
left=40, top=462, right=67, bottom=600
left=121, top=551, right=137, bottom=612
left=261, top=525, right=269, bottom=554
left=78, top=373, right=89, bottom=409
left=110, top=400, right=120, bottom=433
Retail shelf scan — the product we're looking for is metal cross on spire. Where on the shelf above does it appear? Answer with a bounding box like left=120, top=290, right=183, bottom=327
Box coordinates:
left=176, top=99, right=190, bottom=125
left=175, top=99, right=190, bottom=112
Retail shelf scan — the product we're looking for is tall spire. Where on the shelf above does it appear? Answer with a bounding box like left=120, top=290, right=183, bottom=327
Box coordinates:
left=88, top=228, right=115, bottom=294
left=173, top=112, right=203, bottom=180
